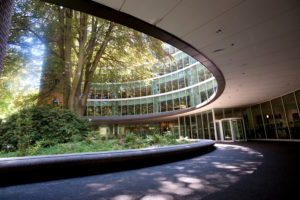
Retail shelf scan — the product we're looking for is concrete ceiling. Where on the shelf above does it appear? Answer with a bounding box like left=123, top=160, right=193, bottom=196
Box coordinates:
left=93, top=0, right=300, bottom=110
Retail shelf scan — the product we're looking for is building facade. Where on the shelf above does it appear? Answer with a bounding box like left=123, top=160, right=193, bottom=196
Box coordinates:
left=84, top=44, right=300, bottom=142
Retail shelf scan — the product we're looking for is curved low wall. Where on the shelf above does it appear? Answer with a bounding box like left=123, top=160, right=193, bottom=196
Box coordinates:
left=0, top=140, right=215, bottom=187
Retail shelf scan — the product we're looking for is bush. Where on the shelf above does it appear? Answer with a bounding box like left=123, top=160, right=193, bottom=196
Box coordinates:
left=0, top=106, right=91, bottom=152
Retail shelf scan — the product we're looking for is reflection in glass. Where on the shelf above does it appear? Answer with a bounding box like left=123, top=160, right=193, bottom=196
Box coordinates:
left=207, top=111, right=215, bottom=140
left=251, top=105, right=265, bottom=139
left=196, top=113, right=204, bottom=139
left=242, top=107, right=255, bottom=139
left=203, top=112, right=209, bottom=139
left=282, top=93, right=300, bottom=139
left=185, top=116, right=191, bottom=138
left=261, top=102, right=276, bottom=139
left=222, top=120, right=232, bottom=140
left=180, top=117, right=185, bottom=137
left=191, top=115, right=197, bottom=139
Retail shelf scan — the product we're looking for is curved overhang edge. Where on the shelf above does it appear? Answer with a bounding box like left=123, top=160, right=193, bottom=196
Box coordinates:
left=42, top=0, right=226, bottom=122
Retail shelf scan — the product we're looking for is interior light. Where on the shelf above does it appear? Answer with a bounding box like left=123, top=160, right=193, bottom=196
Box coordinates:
left=266, top=115, right=269, bottom=119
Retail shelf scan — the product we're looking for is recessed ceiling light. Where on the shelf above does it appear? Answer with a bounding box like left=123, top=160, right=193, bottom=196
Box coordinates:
left=216, top=29, right=222, bottom=33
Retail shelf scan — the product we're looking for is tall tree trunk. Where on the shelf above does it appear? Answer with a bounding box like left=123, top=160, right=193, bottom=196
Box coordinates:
left=63, top=8, right=72, bottom=108
left=0, top=0, right=15, bottom=77
left=76, top=22, right=114, bottom=116
left=68, top=12, right=87, bottom=111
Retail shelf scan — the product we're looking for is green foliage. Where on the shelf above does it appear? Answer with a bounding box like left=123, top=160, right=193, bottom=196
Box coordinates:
left=0, top=132, right=192, bottom=158
left=0, top=106, right=91, bottom=152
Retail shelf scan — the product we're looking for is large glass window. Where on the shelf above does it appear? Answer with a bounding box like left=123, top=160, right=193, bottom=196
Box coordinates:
left=198, top=68, right=205, bottom=82
left=251, top=105, right=266, bottom=139
left=193, top=86, right=201, bottom=105
left=183, top=56, right=189, bottom=67
left=282, top=93, right=300, bottom=139
left=167, top=95, right=173, bottom=111
left=204, top=69, right=212, bottom=80
left=87, top=105, right=94, bottom=116
left=178, top=78, right=185, bottom=89
left=242, top=107, right=255, bottom=139
left=180, top=95, right=187, bottom=109
left=271, top=98, right=289, bottom=139
left=95, top=102, right=101, bottom=116
left=177, top=59, right=183, bottom=70
left=261, top=102, right=276, bottom=139
left=128, top=104, right=134, bottom=115
left=180, top=117, right=185, bottom=137
left=166, top=81, right=172, bottom=92
left=141, top=86, right=146, bottom=96
left=135, top=100, right=141, bottom=115
left=203, top=112, right=209, bottom=139
left=102, top=105, right=112, bottom=116
left=160, top=82, right=166, bottom=94
left=141, top=104, right=147, bottom=114
left=148, top=102, right=153, bottom=114
left=200, top=84, right=207, bottom=103
left=207, top=111, right=215, bottom=140
left=160, top=96, right=167, bottom=112
left=185, top=116, right=191, bottom=138
left=122, top=101, right=128, bottom=115
left=196, top=114, right=204, bottom=139
left=172, top=74, right=179, bottom=90
left=146, top=83, right=152, bottom=96
left=207, top=81, right=214, bottom=98
left=222, top=120, right=232, bottom=140
left=191, top=115, right=198, bottom=139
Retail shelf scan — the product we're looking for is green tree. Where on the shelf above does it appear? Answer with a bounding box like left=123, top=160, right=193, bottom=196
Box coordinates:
left=3, top=0, right=171, bottom=116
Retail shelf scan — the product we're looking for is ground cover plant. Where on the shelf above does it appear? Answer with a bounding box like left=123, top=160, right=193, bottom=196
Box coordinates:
left=0, top=106, right=191, bottom=158
left=0, top=132, right=191, bottom=158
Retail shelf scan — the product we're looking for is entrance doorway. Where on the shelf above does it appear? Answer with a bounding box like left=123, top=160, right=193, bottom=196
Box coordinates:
left=215, top=118, right=246, bottom=142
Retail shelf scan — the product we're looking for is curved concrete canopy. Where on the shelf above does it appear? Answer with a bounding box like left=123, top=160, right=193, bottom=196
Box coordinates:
left=44, top=0, right=300, bottom=113
left=91, top=0, right=300, bottom=111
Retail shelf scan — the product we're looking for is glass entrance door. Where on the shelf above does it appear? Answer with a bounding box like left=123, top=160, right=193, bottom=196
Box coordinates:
left=222, top=120, right=232, bottom=141
left=232, top=119, right=245, bottom=141
left=216, top=118, right=246, bottom=142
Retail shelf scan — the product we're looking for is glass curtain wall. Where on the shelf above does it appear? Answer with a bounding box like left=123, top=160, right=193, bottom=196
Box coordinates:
left=86, top=55, right=217, bottom=117
left=178, top=110, right=215, bottom=140
left=238, top=89, right=300, bottom=141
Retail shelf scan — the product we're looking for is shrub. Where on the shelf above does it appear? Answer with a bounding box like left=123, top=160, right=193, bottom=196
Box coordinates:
left=0, top=106, right=91, bottom=152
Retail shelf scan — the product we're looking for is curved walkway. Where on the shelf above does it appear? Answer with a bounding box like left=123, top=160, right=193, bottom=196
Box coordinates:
left=1, top=142, right=299, bottom=199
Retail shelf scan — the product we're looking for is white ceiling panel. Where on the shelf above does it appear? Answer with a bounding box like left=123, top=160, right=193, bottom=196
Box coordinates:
left=184, top=0, right=299, bottom=49
left=92, top=0, right=124, bottom=11
left=121, top=0, right=181, bottom=24
left=90, top=0, right=300, bottom=110
left=157, top=0, right=243, bottom=37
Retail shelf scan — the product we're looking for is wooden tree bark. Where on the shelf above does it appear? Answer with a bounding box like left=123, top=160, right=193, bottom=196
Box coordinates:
left=0, top=0, right=15, bottom=77
left=75, top=21, right=115, bottom=116
left=63, top=8, right=73, bottom=108
left=68, top=12, right=87, bottom=113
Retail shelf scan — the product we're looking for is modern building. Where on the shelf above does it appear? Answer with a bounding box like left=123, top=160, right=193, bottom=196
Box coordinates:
left=77, top=0, right=300, bottom=142
left=0, top=0, right=299, bottom=142
left=85, top=45, right=219, bottom=138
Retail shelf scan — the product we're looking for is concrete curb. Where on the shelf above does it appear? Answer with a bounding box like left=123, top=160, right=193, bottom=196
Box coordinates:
left=0, top=140, right=215, bottom=187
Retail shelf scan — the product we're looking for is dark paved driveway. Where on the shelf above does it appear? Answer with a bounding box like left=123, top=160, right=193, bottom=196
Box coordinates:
left=0, top=142, right=299, bottom=200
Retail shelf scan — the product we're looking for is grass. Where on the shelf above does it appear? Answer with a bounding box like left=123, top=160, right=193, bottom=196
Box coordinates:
left=0, top=133, right=192, bottom=158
